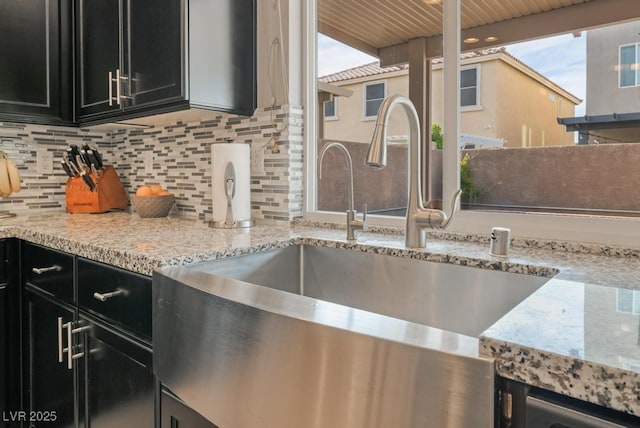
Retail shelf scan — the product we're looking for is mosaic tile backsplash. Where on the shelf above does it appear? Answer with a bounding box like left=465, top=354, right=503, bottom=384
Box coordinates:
left=0, top=105, right=303, bottom=222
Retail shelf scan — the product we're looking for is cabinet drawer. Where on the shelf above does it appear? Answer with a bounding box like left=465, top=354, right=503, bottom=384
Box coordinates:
left=77, top=259, right=151, bottom=340
left=22, top=242, right=74, bottom=303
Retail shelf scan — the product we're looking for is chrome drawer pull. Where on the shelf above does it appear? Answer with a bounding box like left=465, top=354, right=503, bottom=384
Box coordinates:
left=93, top=289, right=128, bottom=302
left=32, top=265, right=62, bottom=275
left=57, top=317, right=69, bottom=363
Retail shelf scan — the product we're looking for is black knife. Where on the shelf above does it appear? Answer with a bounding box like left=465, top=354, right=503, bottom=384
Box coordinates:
left=60, top=159, right=74, bottom=177
left=90, top=146, right=104, bottom=169
left=85, top=149, right=100, bottom=173
left=80, top=149, right=92, bottom=168
left=68, top=159, right=96, bottom=191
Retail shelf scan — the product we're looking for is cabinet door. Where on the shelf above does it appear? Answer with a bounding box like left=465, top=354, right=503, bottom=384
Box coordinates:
left=126, top=0, right=183, bottom=109
left=1, top=240, right=20, bottom=428
left=79, top=315, right=154, bottom=428
left=76, top=0, right=122, bottom=118
left=23, top=289, right=76, bottom=428
left=0, top=0, right=73, bottom=123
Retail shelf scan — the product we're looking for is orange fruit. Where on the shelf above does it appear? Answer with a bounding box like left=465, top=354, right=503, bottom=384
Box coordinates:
left=149, top=184, right=163, bottom=195
left=157, top=190, right=171, bottom=196
left=136, top=186, right=153, bottom=196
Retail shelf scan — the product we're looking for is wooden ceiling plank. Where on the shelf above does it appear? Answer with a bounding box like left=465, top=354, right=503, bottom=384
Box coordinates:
left=360, top=1, right=435, bottom=39
left=321, top=0, right=414, bottom=45
left=461, top=0, right=640, bottom=50
left=318, top=21, right=381, bottom=57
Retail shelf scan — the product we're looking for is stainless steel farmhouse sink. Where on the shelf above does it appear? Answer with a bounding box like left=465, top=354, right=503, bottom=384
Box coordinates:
left=153, top=244, right=550, bottom=428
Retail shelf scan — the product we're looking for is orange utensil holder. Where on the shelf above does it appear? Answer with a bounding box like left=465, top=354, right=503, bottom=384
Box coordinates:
left=65, top=166, right=129, bottom=214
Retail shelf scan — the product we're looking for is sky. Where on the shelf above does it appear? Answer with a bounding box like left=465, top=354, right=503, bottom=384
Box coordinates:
left=318, top=32, right=587, bottom=116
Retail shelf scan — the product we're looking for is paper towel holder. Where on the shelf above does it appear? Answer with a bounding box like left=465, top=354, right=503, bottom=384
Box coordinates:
left=209, top=161, right=255, bottom=229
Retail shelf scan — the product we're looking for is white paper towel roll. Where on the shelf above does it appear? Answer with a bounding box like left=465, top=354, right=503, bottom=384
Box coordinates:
left=211, top=143, right=252, bottom=223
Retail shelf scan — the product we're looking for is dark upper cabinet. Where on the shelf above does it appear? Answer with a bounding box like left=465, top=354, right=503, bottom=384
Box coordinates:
left=76, top=0, right=183, bottom=120
left=0, top=0, right=73, bottom=124
left=76, top=0, right=121, bottom=117
left=127, top=0, right=183, bottom=108
left=77, top=0, right=256, bottom=126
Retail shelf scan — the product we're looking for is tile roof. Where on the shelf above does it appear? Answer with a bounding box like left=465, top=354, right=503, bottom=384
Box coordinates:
left=318, top=48, right=507, bottom=83
left=317, top=47, right=581, bottom=104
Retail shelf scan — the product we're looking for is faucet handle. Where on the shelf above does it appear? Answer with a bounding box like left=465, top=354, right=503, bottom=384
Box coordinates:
left=360, top=203, right=368, bottom=231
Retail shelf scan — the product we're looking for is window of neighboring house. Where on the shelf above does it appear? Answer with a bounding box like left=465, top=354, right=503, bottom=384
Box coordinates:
left=616, top=288, right=640, bottom=315
left=324, top=98, right=337, bottom=120
left=619, top=43, right=640, bottom=87
left=460, top=66, right=480, bottom=108
left=364, top=82, right=386, bottom=119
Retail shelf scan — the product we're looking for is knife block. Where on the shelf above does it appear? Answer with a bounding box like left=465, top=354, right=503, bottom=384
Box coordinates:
left=65, top=166, right=128, bottom=214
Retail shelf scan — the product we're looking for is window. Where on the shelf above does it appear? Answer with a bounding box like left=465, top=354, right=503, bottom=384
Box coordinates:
left=364, top=82, right=386, bottom=118
left=324, top=98, right=337, bottom=119
left=619, top=43, right=640, bottom=87
left=306, top=6, right=640, bottom=246
left=460, top=67, right=479, bottom=107
left=617, top=288, right=640, bottom=315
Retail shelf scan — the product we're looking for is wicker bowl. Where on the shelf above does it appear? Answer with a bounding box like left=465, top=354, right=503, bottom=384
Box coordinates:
left=131, top=194, right=175, bottom=218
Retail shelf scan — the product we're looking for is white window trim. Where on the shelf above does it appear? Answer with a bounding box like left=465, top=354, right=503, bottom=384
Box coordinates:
left=362, top=80, right=387, bottom=120
left=618, top=42, right=640, bottom=88
left=460, top=65, right=481, bottom=111
left=324, top=98, right=338, bottom=121
left=302, top=1, right=640, bottom=248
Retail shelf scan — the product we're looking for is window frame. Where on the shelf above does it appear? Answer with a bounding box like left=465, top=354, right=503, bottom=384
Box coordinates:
left=323, top=97, right=338, bottom=120
left=302, top=3, right=640, bottom=248
left=460, top=65, right=481, bottom=110
left=362, top=81, right=387, bottom=120
left=618, top=42, right=640, bottom=88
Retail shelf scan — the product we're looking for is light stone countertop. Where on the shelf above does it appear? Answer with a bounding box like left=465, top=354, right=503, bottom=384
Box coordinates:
left=1, top=211, right=639, bottom=417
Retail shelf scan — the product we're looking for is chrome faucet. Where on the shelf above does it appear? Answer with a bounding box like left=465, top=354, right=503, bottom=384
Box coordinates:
left=366, top=94, right=461, bottom=248
left=318, top=142, right=367, bottom=240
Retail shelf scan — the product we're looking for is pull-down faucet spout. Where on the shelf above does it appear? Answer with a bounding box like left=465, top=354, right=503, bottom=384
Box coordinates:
left=366, top=94, right=460, bottom=248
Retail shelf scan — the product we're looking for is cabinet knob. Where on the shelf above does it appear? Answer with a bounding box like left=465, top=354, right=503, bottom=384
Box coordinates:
left=32, top=265, right=62, bottom=275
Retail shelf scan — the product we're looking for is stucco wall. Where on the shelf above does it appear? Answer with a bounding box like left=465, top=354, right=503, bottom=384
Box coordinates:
left=467, top=144, right=640, bottom=211
left=317, top=140, right=408, bottom=213
left=495, top=61, right=576, bottom=148
left=324, top=74, right=409, bottom=143
left=323, top=56, right=576, bottom=149
left=587, top=21, right=640, bottom=116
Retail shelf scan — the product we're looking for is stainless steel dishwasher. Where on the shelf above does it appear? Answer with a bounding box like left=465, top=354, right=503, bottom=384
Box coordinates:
left=498, top=378, right=640, bottom=427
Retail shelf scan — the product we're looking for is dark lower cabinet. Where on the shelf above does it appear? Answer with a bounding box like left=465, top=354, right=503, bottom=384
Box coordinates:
left=79, top=314, right=154, bottom=428
left=23, top=288, right=77, bottom=428
left=161, top=388, right=215, bottom=428
left=20, top=242, right=156, bottom=428
left=0, top=239, right=19, bottom=428
left=0, top=0, right=73, bottom=124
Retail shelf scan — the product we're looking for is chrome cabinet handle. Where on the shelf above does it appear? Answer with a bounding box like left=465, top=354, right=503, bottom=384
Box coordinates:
left=115, top=69, right=121, bottom=105
left=57, top=317, right=68, bottom=363
left=108, top=71, right=113, bottom=106
left=32, top=265, right=62, bottom=275
left=65, top=322, right=91, bottom=370
left=108, top=70, right=122, bottom=106
left=93, top=288, right=127, bottom=302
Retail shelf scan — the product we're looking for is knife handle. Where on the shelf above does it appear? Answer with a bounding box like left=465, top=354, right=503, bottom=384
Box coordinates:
left=81, top=172, right=96, bottom=192
left=60, top=160, right=74, bottom=177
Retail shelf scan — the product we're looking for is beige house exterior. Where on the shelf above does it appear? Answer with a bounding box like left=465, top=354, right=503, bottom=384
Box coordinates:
left=320, top=48, right=580, bottom=148
left=559, top=20, right=640, bottom=144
